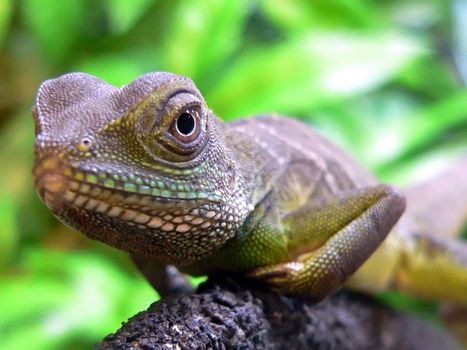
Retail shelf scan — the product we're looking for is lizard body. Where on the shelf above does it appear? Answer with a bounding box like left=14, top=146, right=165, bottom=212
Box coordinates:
left=33, top=72, right=467, bottom=302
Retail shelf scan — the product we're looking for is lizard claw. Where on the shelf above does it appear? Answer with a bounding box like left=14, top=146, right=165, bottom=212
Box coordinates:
left=247, top=262, right=304, bottom=292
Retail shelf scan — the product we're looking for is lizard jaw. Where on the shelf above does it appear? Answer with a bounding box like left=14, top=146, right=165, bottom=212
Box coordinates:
left=32, top=152, right=232, bottom=261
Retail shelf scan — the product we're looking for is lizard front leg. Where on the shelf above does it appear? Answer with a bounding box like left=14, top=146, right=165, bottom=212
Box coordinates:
left=249, top=185, right=405, bottom=299
left=132, top=256, right=194, bottom=297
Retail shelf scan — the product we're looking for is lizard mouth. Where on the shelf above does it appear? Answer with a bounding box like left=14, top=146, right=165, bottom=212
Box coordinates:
left=34, top=154, right=222, bottom=229
left=33, top=154, right=234, bottom=264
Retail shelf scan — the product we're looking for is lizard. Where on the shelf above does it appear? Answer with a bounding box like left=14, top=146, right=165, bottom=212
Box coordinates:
left=32, top=72, right=467, bottom=303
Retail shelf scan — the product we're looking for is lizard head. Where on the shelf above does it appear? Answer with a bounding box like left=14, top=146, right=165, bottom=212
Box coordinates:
left=33, top=72, right=251, bottom=265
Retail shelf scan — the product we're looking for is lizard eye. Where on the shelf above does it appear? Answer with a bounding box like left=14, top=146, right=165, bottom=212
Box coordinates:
left=138, top=91, right=208, bottom=161
left=170, top=107, right=202, bottom=143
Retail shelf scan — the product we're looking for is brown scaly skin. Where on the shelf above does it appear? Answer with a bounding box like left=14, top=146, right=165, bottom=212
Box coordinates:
left=33, top=72, right=467, bottom=302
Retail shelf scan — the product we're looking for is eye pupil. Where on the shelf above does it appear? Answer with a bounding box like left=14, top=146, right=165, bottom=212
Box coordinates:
left=176, top=113, right=196, bottom=136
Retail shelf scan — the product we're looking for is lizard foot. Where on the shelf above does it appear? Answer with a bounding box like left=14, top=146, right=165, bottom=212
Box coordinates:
left=247, top=262, right=307, bottom=295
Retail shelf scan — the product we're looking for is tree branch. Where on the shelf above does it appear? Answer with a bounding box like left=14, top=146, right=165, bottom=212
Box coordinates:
left=97, top=276, right=461, bottom=350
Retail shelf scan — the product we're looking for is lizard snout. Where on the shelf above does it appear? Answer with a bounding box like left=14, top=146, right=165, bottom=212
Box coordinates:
left=33, top=154, right=70, bottom=211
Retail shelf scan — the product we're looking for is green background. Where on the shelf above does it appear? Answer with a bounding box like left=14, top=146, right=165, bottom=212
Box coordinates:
left=1, top=0, right=466, bottom=349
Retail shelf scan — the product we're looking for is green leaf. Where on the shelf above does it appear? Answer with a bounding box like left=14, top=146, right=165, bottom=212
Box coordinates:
left=105, top=0, right=155, bottom=34
left=260, top=0, right=381, bottom=33
left=320, top=90, right=422, bottom=163
left=0, top=195, right=16, bottom=269
left=21, top=0, right=88, bottom=62
left=0, top=249, right=156, bottom=350
left=260, top=0, right=313, bottom=34
left=398, top=55, right=460, bottom=98
left=0, top=112, right=37, bottom=267
left=75, top=53, right=150, bottom=86
left=0, top=0, right=12, bottom=48
left=375, top=90, right=467, bottom=176
left=206, top=31, right=426, bottom=119
left=163, top=0, right=250, bottom=82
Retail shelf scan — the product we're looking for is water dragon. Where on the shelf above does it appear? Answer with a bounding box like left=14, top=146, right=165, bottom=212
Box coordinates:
left=33, top=72, right=467, bottom=303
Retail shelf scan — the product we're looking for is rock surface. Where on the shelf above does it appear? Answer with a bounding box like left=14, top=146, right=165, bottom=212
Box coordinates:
left=97, top=277, right=461, bottom=350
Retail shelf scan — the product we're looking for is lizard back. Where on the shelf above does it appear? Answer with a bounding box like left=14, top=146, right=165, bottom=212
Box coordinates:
left=227, top=115, right=378, bottom=214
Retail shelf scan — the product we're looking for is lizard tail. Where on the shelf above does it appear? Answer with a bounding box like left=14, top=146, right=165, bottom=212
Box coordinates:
left=403, top=155, right=467, bottom=239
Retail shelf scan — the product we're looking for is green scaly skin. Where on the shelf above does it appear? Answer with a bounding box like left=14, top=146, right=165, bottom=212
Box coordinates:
left=33, top=72, right=467, bottom=302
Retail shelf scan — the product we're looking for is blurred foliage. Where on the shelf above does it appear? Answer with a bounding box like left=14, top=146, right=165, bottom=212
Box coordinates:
left=0, top=0, right=466, bottom=349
